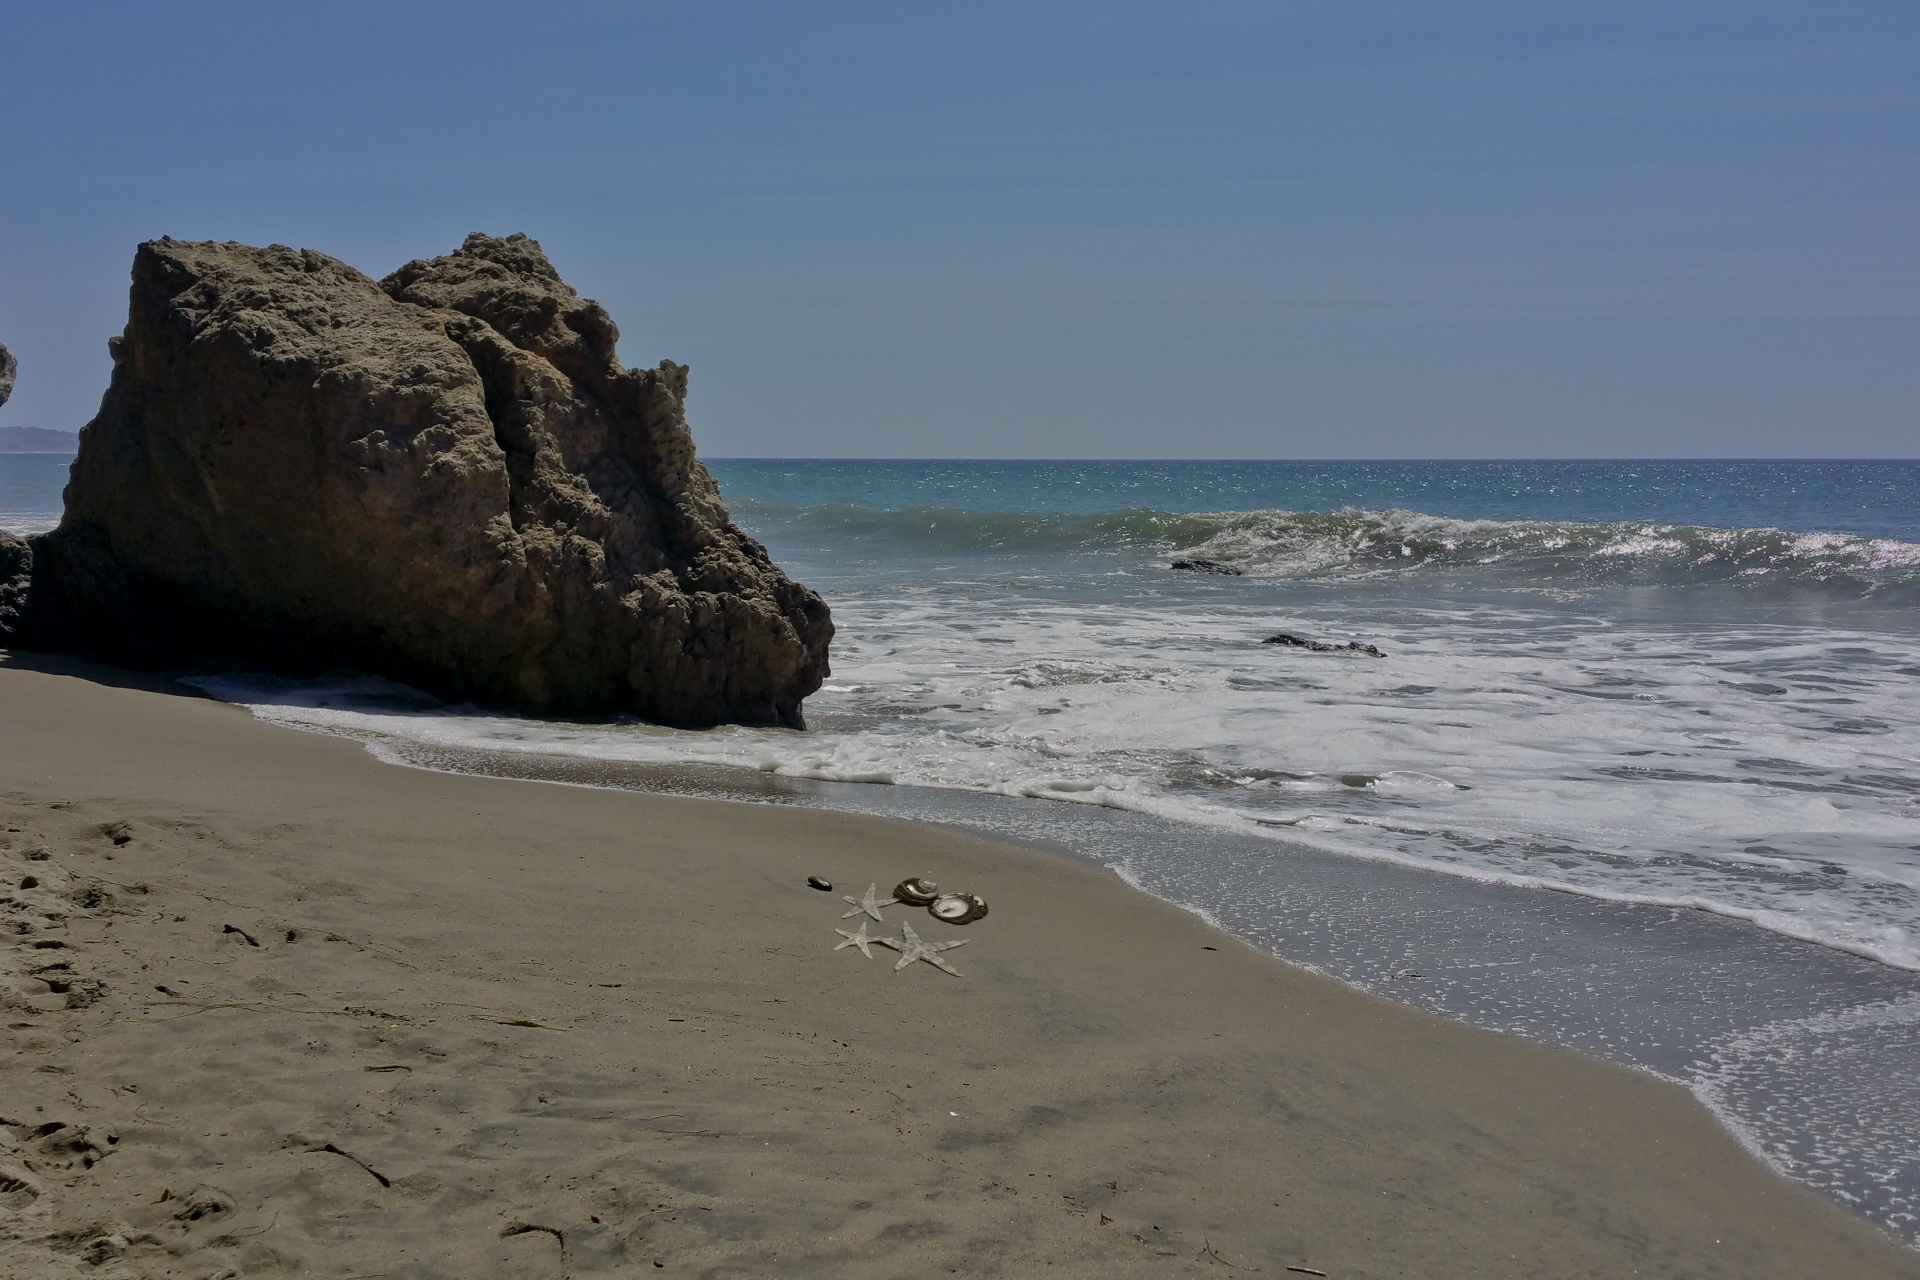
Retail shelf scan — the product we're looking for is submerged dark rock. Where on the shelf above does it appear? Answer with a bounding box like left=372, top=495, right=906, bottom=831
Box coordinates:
left=1263, top=632, right=1384, bottom=657
left=13, top=233, right=832, bottom=728
left=1170, top=559, right=1243, bottom=576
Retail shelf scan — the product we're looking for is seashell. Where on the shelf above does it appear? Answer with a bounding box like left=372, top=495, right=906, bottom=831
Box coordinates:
left=893, top=877, right=939, bottom=906
left=807, top=876, right=833, bottom=892
left=928, top=892, right=987, bottom=925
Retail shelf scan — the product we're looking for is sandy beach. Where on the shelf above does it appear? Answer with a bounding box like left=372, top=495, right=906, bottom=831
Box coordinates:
left=2, top=653, right=1915, bottom=1279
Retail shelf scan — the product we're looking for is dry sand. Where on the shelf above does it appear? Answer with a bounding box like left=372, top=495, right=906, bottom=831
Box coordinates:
left=2, top=653, right=1915, bottom=1279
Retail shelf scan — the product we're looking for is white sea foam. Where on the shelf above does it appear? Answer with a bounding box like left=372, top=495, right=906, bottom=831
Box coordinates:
left=1692, top=994, right=1920, bottom=1227
left=0, top=510, right=58, bottom=534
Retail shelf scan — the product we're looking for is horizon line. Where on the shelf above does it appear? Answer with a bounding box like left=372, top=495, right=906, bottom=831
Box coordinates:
left=701, top=455, right=1920, bottom=464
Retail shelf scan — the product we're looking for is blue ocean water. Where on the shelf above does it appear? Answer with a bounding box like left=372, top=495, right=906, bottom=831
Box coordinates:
left=714, top=458, right=1920, bottom=540
left=8, top=453, right=1920, bottom=1241
left=0, top=453, right=69, bottom=533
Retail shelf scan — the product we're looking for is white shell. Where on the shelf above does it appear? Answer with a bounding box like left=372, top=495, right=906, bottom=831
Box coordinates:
left=894, top=877, right=939, bottom=906
left=929, top=892, right=987, bottom=924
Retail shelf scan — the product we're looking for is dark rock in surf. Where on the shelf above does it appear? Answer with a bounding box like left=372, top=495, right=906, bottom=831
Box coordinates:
left=13, top=233, right=832, bottom=727
left=0, top=340, right=15, bottom=408
left=1263, top=632, right=1384, bottom=657
left=1171, top=559, right=1243, bottom=576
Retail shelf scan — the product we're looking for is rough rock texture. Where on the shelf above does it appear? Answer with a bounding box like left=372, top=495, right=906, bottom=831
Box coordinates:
left=1169, top=558, right=1243, bottom=576
left=16, top=234, right=831, bottom=727
left=0, top=531, right=28, bottom=643
left=0, top=339, right=15, bottom=407
left=1263, top=632, right=1385, bottom=657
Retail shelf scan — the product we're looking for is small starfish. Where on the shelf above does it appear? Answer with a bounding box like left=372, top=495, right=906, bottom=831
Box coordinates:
left=833, top=922, right=893, bottom=959
left=890, top=922, right=969, bottom=976
left=841, top=883, right=898, bottom=922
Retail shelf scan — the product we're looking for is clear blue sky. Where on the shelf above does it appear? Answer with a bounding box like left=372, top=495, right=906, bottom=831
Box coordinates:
left=0, top=1, right=1914, bottom=457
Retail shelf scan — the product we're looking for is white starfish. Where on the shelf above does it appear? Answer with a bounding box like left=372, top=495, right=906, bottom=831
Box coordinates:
left=841, top=883, right=898, bottom=922
left=833, top=922, right=893, bottom=959
left=890, top=922, right=968, bottom=976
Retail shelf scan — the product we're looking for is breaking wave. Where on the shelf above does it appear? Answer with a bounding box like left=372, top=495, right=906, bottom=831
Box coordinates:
left=732, top=498, right=1920, bottom=590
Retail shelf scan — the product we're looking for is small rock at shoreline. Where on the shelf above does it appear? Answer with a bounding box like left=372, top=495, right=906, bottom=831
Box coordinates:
left=1263, top=632, right=1385, bottom=657
left=1171, top=559, right=1243, bottom=576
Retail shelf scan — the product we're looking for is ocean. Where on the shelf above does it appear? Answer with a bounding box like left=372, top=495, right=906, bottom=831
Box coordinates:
left=6, top=455, right=1919, bottom=1243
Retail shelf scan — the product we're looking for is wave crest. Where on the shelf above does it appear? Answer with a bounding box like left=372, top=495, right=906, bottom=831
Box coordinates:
left=730, top=498, right=1920, bottom=589
left=1177, top=509, right=1920, bottom=586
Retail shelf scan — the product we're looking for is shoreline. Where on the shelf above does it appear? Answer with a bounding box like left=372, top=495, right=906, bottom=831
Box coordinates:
left=180, top=654, right=1920, bottom=975
left=229, top=708, right=1920, bottom=1244
left=4, top=653, right=1917, bottom=1277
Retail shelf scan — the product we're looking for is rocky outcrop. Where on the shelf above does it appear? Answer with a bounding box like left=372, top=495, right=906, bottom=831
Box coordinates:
left=1263, top=632, right=1384, bottom=657
left=0, top=531, right=28, bottom=643
left=12, top=234, right=831, bottom=728
left=1170, top=559, right=1243, bottom=576
left=0, top=340, right=15, bottom=408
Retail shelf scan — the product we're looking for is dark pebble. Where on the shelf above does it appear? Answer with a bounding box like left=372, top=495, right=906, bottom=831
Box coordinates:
left=807, top=875, right=833, bottom=892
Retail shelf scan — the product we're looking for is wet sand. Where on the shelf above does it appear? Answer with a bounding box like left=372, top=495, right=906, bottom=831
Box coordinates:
left=2, top=653, right=1915, bottom=1278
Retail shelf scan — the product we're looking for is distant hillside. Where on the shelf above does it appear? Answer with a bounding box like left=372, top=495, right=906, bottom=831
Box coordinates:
left=0, top=426, right=79, bottom=454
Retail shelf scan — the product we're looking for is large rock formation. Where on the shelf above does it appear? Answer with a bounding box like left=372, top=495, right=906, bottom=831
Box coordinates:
left=0, top=340, right=15, bottom=407
left=3, top=234, right=831, bottom=728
